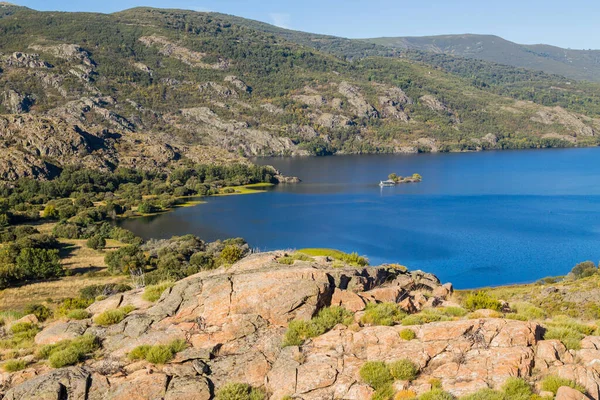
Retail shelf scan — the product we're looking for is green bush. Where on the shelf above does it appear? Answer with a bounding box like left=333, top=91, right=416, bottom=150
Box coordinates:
left=359, top=361, right=393, bottom=390
left=93, top=305, right=135, bottom=326
left=15, top=248, right=64, bottom=281
left=79, top=283, right=131, bottom=300
left=67, top=309, right=90, bottom=320
left=399, top=329, right=416, bottom=341
left=298, top=248, right=368, bottom=266
left=283, top=306, right=353, bottom=346
left=418, top=389, right=455, bottom=400
left=501, top=377, right=532, bottom=400
left=142, top=282, right=174, bottom=302
left=49, top=348, right=80, bottom=368
left=460, top=389, right=505, bottom=400
left=463, top=292, right=502, bottom=311
left=388, top=359, right=419, bottom=381
left=55, top=297, right=94, bottom=316
left=127, top=340, right=187, bottom=364
left=361, top=302, right=406, bottom=326
left=512, top=302, right=546, bottom=320
left=128, top=345, right=152, bottom=361
left=104, top=245, right=145, bottom=275
left=570, top=261, right=598, bottom=279
left=42, top=335, right=100, bottom=368
left=23, top=303, right=52, bottom=322
left=3, top=359, right=27, bottom=372
left=372, top=383, right=395, bottom=400
left=277, top=253, right=313, bottom=265
left=215, top=383, right=266, bottom=400
left=10, top=322, right=36, bottom=335
left=86, top=235, right=106, bottom=250
left=401, top=310, right=450, bottom=326
left=145, top=344, right=174, bottom=364
left=540, top=375, right=585, bottom=395
left=440, top=307, right=468, bottom=317
left=220, top=244, right=244, bottom=264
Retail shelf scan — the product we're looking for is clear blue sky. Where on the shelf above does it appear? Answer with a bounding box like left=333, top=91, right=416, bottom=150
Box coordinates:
left=13, top=0, right=600, bottom=49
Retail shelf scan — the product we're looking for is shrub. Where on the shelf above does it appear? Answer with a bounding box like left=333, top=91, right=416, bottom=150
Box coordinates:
left=142, top=282, right=174, bottom=302
left=440, top=307, right=468, bottom=317
left=512, top=302, right=545, bottom=320
left=49, top=348, right=80, bottom=368
left=137, top=202, right=157, bottom=214
left=215, top=383, right=266, bottom=400
left=277, top=253, right=313, bottom=265
left=388, top=359, right=419, bottom=381
left=44, top=335, right=100, bottom=368
left=361, top=302, right=406, bottom=326
left=189, top=251, right=215, bottom=270
left=283, top=306, right=353, bottom=346
left=463, top=292, right=502, bottom=311
left=359, top=361, right=393, bottom=390
left=372, top=383, right=395, bottom=400
left=86, top=235, right=106, bottom=250
left=55, top=297, right=94, bottom=316
left=418, top=389, right=455, bottom=400
left=94, top=305, right=135, bottom=326
left=298, top=248, right=368, bottom=266
left=501, top=377, right=532, bottom=400
left=220, top=244, right=244, bottom=264
left=460, top=389, right=505, bottom=400
left=570, top=261, right=598, bottom=279
left=145, top=344, right=174, bottom=364
left=10, top=322, right=36, bottom=335
left=67, top=309, right=90, bottom=320
left=399, top=329, right=416, bottom=341
left=79, top=283, right=131, bottom=300
left=401, top=311, right=450, bottom=326
left=540, top=375, right=585, bottom=395
left=3, top=359, right=27, bottom=372
left=128, top=345, right=152, bottom=361
left=105, top=245, right=145, bottom=275
left=545, top=326, right=584, bottom=349
left=127, top=340, right=187, bottom=364
left=23, top=303, right=52, bottom=322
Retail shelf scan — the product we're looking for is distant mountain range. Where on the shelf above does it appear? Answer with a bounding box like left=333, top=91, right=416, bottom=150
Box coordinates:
left=365, top=34, right=600, bottom=83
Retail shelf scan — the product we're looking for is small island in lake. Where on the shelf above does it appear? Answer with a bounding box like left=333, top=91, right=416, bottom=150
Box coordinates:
left=380, top=173, right=422, bottom=186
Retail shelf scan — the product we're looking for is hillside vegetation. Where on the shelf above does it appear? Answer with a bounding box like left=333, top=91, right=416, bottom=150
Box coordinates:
left=0, top=4, right=599, bottom=180
left=366, top=34, right=600, bottom=82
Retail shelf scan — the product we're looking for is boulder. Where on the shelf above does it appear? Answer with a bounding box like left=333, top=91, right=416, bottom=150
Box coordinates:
left=556, top=386, right=591, bottom=400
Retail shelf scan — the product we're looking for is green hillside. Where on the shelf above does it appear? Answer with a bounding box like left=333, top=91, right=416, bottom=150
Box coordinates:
left=0, top=5, right=598, bottom=181
left=366, top=34, right=600, bottom=83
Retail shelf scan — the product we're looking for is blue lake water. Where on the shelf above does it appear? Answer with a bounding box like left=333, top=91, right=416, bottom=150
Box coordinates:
left=120, top=148, right=600, bottom=289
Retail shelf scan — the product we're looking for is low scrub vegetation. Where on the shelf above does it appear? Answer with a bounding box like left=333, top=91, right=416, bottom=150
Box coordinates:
left=543, top=316, right=595, bottom=350
left=540, top=375, right=585, bottom=395
left=399, top=329, right=416, bottom=341
left=277, top=252, right=313, bottom=265
left=360, top=359, right=420, bottom=395
left=283, top=306, right=353, bottom=346
left=297, top=248, right=368, bottom=267
left=463, top=292, right=502, bottom=312
left=67, top=309, right=91, bottom=320
left=127, top=339, right=188, bottom=364
left=215, top=382, right=266, bottom=400
left=361, top=302, right=406, bottom=326
left=93, top=305, right=135, bottom=326
left=570, top=261, right=598, bottom=280
left=2, top=359, right=27, bottom=372
left=142, top=282, right=174, bottom=302
left=37, top=334, right=100, bottom=368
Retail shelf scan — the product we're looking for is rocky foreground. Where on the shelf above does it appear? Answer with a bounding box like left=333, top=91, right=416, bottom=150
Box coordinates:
left=2, top=253, right=600, bottom=399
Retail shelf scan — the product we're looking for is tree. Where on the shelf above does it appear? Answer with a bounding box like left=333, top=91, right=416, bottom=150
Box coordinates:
left=86, top=235, right=106, bottom=250
left=388, top=173, right=398, bottom=182
left=105, top=245, right=146, bottom=275
left=16, top=248, right=64, bottom=280
left=42, top=204, right=59, bottom=219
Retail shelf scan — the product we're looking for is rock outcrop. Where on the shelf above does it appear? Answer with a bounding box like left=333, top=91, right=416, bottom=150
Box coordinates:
left=3, top=253, right=600, bottom=399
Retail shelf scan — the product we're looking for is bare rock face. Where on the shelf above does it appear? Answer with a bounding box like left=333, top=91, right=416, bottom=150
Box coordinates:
left=139, top=35, right=229, bottom=70
left=2, top=89, right=33, bottom=113
left=338, top=81, right=379, bottom=118
left=7, top=253, right=600, bottom=399
left=4, top=52, right=51, bottom=69
left=224, top=75, right=251, bottom=93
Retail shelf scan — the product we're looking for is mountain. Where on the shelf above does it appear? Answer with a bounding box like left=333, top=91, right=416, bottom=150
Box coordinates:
left=0, top=6, right=599, bottom=181
left=365, top=34, right=600, bottom=82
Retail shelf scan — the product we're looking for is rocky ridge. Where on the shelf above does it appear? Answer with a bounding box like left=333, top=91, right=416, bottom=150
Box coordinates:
left=1, top=253, right=599, bottom=399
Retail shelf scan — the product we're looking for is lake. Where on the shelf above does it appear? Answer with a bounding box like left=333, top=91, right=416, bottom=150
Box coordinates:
left=119, top=147, right=600, bottom=289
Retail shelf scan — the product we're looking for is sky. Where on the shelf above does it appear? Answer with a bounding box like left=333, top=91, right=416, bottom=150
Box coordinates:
left=13, top=0, right=600, bottom=50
